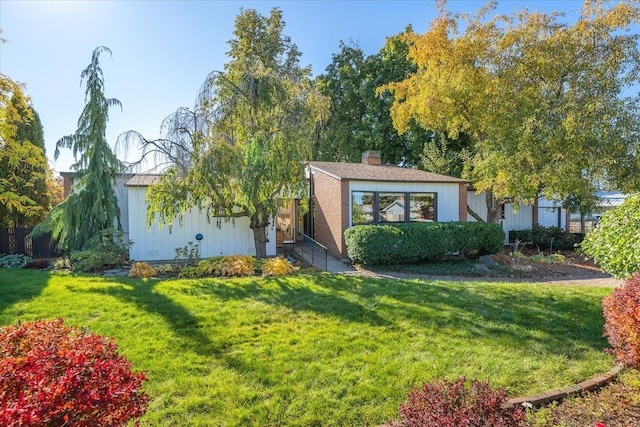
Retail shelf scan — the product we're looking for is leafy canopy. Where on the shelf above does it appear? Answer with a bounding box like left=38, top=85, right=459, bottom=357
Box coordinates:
left=124, top=8, right=328, bottom=258
left=384, top=0, right=640, bottom=219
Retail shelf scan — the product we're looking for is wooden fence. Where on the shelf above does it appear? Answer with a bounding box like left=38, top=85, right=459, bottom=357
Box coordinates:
left=0, top=227, right=60, bottom=259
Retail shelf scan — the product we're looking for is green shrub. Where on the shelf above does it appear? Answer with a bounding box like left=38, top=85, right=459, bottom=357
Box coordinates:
left=69, top=229, right=131, bottom=272
left=0, top=254, right=32, bottom=269
left=581, top=194, right=640, bottom=279
left=509, top=225, right=578, bottom=251
left=344, top=222, right=504, bottom=265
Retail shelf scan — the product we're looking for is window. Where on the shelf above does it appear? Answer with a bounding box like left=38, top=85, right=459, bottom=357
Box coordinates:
left=410, top=193, right=436, bottom=222
left=351, top=191, right=437, bottom=225
left=352, top=191, right=375, bottom=224
left=378, top=193, right=405, bottom=223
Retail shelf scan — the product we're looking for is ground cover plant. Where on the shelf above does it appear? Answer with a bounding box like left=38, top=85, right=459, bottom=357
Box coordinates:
left=0, top=269, right=614, bottom=426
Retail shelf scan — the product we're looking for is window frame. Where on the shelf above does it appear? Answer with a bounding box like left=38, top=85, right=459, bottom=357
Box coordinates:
left=351, top=191, right=437, bottom=226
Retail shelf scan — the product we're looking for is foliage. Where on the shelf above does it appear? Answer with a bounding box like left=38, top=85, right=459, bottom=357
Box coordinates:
left=582, top=193, right=640, bottom=279
left=315, top=32, right=450, bottom=167
left=23, top=258, right=51, bottom=269
left=510, top=225, right=579, bottom=251
left=260, top=256, right=297, bottom=276
left=69, top=229, right=131, bottom=272
left=528, top=253, right=567, bottom=264
left=0, top=318, right=148, bottom=427
left=33, top=46, right=122, bottom=252
left=396, top=376, right=526, bottom=427
left=602, top=274, right=640, bottom=369
left=383, top=1, right=640, bottom=223
left=0, top=253, right=32, bottom=269
left=177, top=265, right=199, bottom=279
left=0, top=269, right=613, bottom=425
left=121, top=8, right=328, bottom=258
left=128, top=262, right=157, bottom=278
left=194, top=255, right=256, bottom=277
left=344, top=222, right=504, bottom=265
left=154, top=263, right=178, bottom=276
left=0, top=76, right=50, bottom=228
left=174, top=241, right=200, bottom=266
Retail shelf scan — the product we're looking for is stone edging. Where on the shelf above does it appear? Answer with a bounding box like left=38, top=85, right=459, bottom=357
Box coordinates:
left=504, top=364, right=623, bottom=409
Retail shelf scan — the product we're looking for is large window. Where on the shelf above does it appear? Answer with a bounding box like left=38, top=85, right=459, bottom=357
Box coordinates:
left=352, top=191, right=375, bottom=225
left=409, top=193, right=436, bottom=222
left=352, top=191, right=437, bottom=225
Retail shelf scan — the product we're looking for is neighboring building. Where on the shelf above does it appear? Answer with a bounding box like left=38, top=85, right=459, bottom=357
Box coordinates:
left=467, top=189, right=570, bottom=244
left=307, top=150, right=469, bottom=260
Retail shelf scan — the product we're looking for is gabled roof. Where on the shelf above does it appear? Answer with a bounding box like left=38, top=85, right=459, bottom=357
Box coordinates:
left=308, top=161, right=467, bottom=184
left=125, top=174, right=162, bottom=187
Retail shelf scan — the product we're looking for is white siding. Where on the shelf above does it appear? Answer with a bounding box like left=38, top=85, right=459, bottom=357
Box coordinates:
left=537, top=196, right=567, bottom=228
left=347, top=181, right=461, bottom=224
left=127, top=187, right=276, bottom=261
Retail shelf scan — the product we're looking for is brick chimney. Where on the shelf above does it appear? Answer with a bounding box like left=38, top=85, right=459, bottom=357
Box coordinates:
left=361, top=150, right=381, bottom=165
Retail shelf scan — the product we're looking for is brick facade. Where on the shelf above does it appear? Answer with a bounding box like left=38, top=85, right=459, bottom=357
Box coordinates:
left=311, top=170, right=348, bottom=259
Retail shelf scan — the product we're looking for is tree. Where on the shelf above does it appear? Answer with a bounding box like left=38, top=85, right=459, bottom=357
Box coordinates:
left=315, top=30, right=453, bottom=167
left=122, top=8, right=328, bottom=258
left=384, top=0, right=640, bottom=223
left=0, top=75, right=50, bottom=227
left=34, top=46, right=122, bottom=251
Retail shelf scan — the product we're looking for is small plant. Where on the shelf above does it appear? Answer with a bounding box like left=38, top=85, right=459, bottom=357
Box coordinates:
left=175, top=241, right=200, bottom=266
left=396, top=376, right=526, bottom=427
left=0, top=254, right=32, bottom=269
left=69, top=229, right=132, bottom=272
left=602, top=274, right=640, bottom=369
left=261, top=256, right=297, bottom=277
left=219, top=255, right=255, bottom=277
left=178, top=266, right=199, bottom=279
left=0, top=318, right=148, bottom=427
left=155, top=263, right=178, bottom=276
left=128, top=261, right=157, bottom=278
left=52, top=257, right=71, bottom=270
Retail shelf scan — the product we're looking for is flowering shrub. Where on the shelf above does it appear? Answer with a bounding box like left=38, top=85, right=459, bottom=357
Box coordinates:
left=602, top=274, right=640, bottom=369
left=0, top=318, right=148, bottom=427
left=397, top=376, right=526, bottom=427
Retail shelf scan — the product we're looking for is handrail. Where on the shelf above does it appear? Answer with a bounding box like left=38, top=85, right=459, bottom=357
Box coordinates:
left=293, top=233, right=328, bottom=271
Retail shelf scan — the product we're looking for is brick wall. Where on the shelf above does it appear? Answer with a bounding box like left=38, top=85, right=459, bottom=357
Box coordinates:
left=312, top=170, right=348, bottom=259
left=459, top=183, right=468, bottom=221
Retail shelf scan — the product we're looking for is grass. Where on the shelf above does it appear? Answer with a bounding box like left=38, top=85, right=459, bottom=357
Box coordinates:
left=0, top=269, right=615, bottom=426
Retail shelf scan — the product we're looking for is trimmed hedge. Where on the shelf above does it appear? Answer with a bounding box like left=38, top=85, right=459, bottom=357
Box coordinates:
left=344, top=222, right=505, bottom=265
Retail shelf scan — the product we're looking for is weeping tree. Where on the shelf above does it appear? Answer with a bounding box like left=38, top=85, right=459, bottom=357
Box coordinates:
left=34, top=46, right=122, bottom=252
left=122, top=8, right=328, bottom=258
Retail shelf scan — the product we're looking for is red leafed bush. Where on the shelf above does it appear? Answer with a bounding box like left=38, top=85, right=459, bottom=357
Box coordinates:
left=397, top=376, right=526, bottom=427
left=602, top=274, right=640, bottom=369
left=0, top=318, right=148, bottom=427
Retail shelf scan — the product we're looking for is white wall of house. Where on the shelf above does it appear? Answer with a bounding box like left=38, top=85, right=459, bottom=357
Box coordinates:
left=348, top=181, right=462, bottom=223
left=114, top=175, right=130, bottom=244
left=467, top=191, right=568, bottom=243
left=127, top=186, right=276, bottom=261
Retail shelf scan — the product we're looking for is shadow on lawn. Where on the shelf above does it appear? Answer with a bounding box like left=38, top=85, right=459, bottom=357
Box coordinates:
left=84, top=277, right=215, bottom=355
left=0, top=269, right=49, bottom=316
left=191, top=275, right=391, bottom=327
left=310, top=274, right=609, bottom=359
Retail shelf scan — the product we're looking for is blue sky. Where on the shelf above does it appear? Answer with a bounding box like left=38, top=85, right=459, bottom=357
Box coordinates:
left=1, top=1, right=586, bottom=173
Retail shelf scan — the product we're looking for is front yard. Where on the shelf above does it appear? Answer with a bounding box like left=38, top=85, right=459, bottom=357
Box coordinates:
left=0, top=269, right=615, bottom=426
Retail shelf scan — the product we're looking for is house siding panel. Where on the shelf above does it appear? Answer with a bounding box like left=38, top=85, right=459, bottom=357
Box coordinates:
left=127, top=187, right=275, bottom=261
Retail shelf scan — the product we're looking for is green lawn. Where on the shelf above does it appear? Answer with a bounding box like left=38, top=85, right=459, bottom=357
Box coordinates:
left=0, top=269, right=614, bottom=426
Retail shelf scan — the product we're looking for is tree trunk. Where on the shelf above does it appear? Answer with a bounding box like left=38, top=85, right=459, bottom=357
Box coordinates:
left=249, top=211, right=270, bottom=259
left=485, top=190, right=504, bottom=224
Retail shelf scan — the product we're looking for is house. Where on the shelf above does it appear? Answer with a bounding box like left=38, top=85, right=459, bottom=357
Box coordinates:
left=61, top=150, right=469, bottom=262
left=306, top=150, right=469, bottom=260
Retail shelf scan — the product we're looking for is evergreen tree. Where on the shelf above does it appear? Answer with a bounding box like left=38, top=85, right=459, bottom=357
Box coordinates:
left=34, top=46, right=122, bottom=251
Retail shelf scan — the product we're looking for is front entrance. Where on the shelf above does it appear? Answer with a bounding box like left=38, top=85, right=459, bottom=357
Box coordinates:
left=276, top=202, right=295, bottom=247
